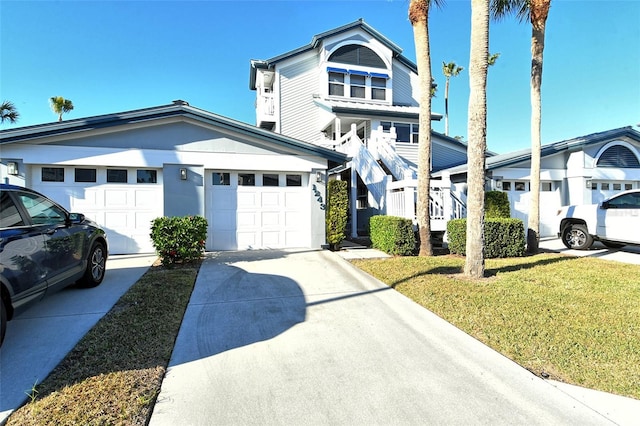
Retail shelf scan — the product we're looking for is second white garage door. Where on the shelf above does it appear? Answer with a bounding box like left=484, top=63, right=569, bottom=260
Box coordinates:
left=206, top=171, right=310, bottom=250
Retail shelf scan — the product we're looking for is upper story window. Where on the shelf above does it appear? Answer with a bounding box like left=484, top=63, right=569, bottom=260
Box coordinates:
left=329, top=72, right=345, bottom=96
left=329, top=45, right=386, bottom=68
left=596, top=144, right=640, bottom=168
left=326, top=44, right=389, bottom=102
left=350, top=74, right=366, bottom=98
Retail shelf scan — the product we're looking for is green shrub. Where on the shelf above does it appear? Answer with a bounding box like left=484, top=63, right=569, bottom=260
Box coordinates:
left=485, top=190, right=511, bottom=218
left=150, top=215, right=208, bottom=266
left=447, top=218, right=525, bottom=258
left=370, top=215, right=416, bottom=256
left=326, top=179, right=348, bottom=250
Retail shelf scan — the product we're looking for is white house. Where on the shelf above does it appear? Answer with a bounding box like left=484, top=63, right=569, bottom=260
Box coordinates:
left=435, top=127, right=640, bottom=237
left=250, top=19, right=470, bottom=237
left=0, top=101, right=347, bottom=254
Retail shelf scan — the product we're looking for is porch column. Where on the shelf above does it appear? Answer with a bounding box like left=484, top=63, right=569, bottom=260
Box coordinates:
left=351, top=162, right=358, bottom=238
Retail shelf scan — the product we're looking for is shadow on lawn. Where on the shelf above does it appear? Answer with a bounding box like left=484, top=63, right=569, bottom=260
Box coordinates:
left=389, top=253, right=573, bottom=288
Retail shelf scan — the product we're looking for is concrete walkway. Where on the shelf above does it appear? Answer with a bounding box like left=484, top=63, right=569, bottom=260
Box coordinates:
left=149, top=248, right=637, bottom=425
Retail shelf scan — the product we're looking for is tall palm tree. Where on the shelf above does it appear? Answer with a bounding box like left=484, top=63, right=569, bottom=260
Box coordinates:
left=464, top=0, right=490, bottom=278
left=442, top=61, right=464, bottom=136
left=409, top=0, right=444, bottom=257
left=1, top=100, right=20, bottom=124
left=50, top=96, right=74, bottom=122
left=492, top=0, right=551, bottom=254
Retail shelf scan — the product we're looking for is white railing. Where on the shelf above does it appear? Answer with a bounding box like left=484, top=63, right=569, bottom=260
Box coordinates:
left=386, top=178, right=467, bottom=231
left=369, top=126, right=416, bottom=180
left=257, top=93, right=275, bottom=124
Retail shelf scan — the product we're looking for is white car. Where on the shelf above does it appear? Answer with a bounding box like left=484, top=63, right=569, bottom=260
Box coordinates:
left=557, top=189, right=640, bottom=250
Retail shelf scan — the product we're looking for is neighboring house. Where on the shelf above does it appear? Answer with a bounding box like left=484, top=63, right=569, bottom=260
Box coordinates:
left=435, top=127, right=640, bottom=237
left=250, top=19, right=469, bottom=237
left=0, top=101, right=347, bottom=254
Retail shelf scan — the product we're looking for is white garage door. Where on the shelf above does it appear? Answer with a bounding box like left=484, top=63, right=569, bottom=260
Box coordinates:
left=206, top=171, right=309, bottom=250
left=32, top=166, right=163, bottom=254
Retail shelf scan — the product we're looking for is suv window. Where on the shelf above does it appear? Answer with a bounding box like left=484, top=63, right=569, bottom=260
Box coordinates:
left=17, top=192, right=67, bottom=225
left=0, top=192, right=25, bottom=227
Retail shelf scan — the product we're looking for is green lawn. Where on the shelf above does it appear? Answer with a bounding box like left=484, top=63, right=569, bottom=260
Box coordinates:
left=352, top=253, right=640, bottom=400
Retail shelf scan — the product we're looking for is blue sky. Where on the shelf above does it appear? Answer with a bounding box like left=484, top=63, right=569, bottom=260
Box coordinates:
left=1, top=0, right=638, bottom=153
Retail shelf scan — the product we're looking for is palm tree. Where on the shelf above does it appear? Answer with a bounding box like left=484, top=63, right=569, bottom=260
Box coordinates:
left=50, top=96, right=74, bottom=122
left=409, top=0, right=444, bottom=257
left=492, top=0, right=551, bottom=254
left=464, top=0, right=490, bottom=278
left=1, top=100, right=20, bottom=124
left=442, top=61, right=464, bottom=136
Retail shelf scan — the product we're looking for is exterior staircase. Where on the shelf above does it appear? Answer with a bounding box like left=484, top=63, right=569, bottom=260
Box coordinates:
left=326, top=124, right=467, bottom=238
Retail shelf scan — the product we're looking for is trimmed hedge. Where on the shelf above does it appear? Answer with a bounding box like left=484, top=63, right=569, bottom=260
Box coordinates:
left=150, top=215, right=208, bottom=266
left=485, top=190, right=511, bottom=219
left=447, top=218, right=525, bottom=258
left=326, top=179, right=348, bottom=250
left=370, top=215, right=416, bottom=256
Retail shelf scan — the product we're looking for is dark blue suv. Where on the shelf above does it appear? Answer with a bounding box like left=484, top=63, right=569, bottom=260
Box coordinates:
left=0, top=184, right=108, bottom=346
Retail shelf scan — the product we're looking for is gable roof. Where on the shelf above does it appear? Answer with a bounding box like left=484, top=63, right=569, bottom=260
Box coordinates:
left=250, top=19, right=418, bottom=90
left=0, top=100, right=348, bottom=164
left=433, top=126, right=640, bottom=177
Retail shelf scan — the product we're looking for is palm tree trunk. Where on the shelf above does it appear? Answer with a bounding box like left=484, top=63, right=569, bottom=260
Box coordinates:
left=444, top=77, right=450, bottom=136
left=527, top=0, right=549, bottom=254
left=464, top=0, right=490, bottom=278
left=410, top=0, right=434, bottom=256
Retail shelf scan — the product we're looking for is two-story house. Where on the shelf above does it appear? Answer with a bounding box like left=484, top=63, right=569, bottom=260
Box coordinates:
left=250, top=19, right=469, bottom=237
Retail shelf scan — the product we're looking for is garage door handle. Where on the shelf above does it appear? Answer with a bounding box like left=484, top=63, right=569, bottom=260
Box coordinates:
left=45, top=229, right=56, bottom=235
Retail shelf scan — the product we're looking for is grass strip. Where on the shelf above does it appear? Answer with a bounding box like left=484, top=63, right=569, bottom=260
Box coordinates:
left=6, top=260, right=199, bottom=426
left=352, top=253, right=640, bottom=400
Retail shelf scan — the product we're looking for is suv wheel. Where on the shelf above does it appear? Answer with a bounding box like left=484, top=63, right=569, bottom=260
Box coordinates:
left=561, top=224, right=593, bottom=250
left=77, top=242, right=107, bottom=288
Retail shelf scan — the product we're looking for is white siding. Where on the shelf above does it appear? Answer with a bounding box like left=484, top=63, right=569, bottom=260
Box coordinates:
left=280, top=56, right=320, bottom=143
left=392, top=62, right=419, bottom=107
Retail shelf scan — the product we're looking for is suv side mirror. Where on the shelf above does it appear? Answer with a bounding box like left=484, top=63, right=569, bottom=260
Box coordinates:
left=68, top=213, right=85, bottom=224
left=600, top=201, right=609, bottom=210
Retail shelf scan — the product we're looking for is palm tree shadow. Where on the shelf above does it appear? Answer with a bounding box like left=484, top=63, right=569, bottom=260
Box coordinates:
left=389, top=253, right=573, bottom=287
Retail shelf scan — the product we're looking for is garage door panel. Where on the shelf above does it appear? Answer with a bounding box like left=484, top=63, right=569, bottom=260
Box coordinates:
left=105, top=190, right=128, bottom=206
left=207, top=171, right=309, bottom=250
left=261, top=192, right=281, bottom=207
left=262, top=211, right=281, bottom=227
left=238, top=211, right=258, bottom=226
left=105, top=211, right=129, bottom=228
left=285, top=192, right=303, bottom=207
left=237, top=232, right=257, bottom=248
left=238, top=192, right=258, bottom=208
left=262, top=231, right=281, bottom=246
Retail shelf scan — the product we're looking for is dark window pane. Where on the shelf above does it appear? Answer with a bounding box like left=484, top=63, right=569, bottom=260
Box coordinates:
left=0, top=192, right=24, bottom=227
left=350, top=86, right=365, bottom=98
left=502, top=181, right=512, bottom=191
left=107, top=169, right=127, bottom=183
left=286, top=174, right=302, bottom=187
left=515, top=182, right=526, bottom=191
left=42, top=167, right=64, bottom=182
left=395, top=123, right=411, bottom=142
left=238, top=173, right=255, bottom=186
left=19, top=193, right=66, bottom=225
left=372, top=88, right=386, bottom=100
left=137, top=170, right=157, bottom=183
left=213, top=172, right=230, bottom=186
left=75, top=168, right=96, bottom=183
left=263, top=174, right=279, bottom=186
left=597, top=145, right=640, bottom=168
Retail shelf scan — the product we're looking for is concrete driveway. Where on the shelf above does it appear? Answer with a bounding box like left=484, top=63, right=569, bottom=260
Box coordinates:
left=149, top=249, right=629, bottom=425
left=540, top=237, right=640, bottom=264
left=0, top=254, right=156, bottom=423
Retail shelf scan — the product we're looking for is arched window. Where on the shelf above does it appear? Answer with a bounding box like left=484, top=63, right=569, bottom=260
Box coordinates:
left=328, top=45, right=386, bottom=68
left=596, top=145, right=640, bottom=168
